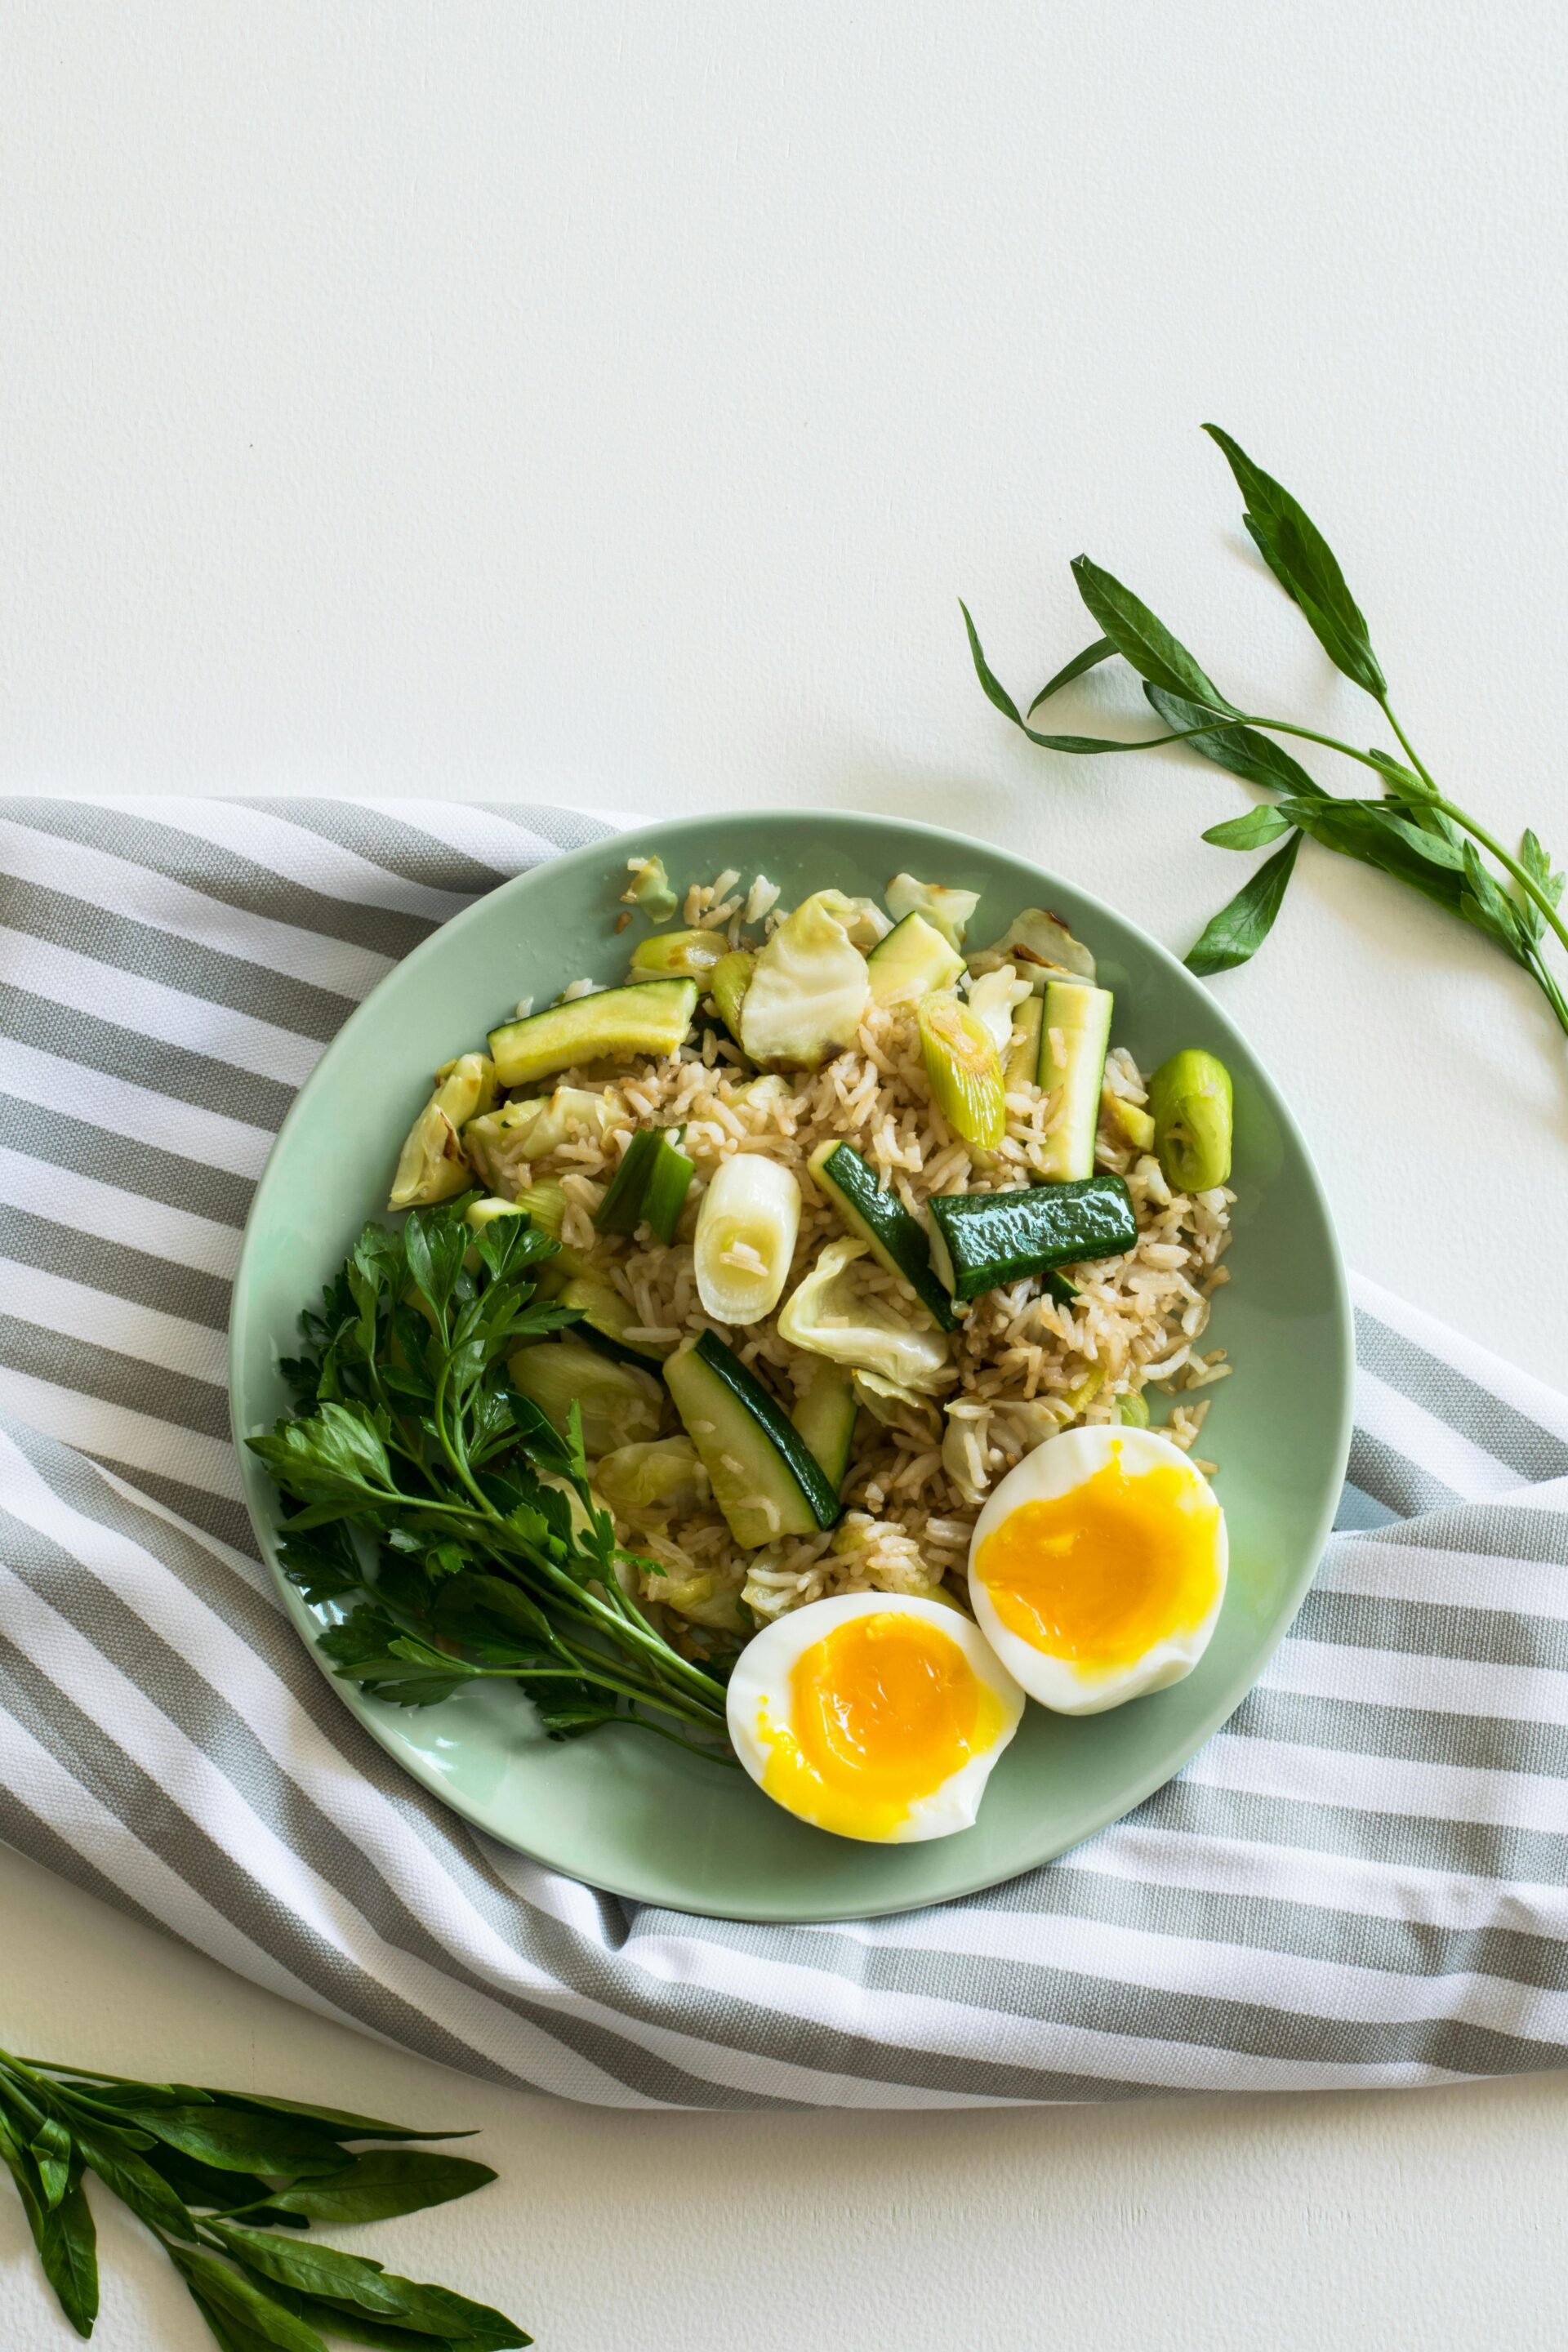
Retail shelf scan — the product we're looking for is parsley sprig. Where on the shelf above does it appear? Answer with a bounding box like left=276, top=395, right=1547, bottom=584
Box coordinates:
left=962, top=424, right=1567, bottom=1040
left=247, top=1200, right=733, bottom=1756
left=0, top=2047, right=528, bottom=2345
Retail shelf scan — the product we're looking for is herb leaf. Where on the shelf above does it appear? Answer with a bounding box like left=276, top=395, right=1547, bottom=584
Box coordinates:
left=1200, top=805, right=1295, bottom=852
left=1027, top=635, right=1116, bottom=714
left=1069, top=557, right=1236, bottom=713
left=1186, top=833, right=1303, bottom=974
left=256, top=2150, right=496, bottom=2228
left=1143, top=685, right=1327, bottom=799
left=1203, top=425, right=1386, bottom=697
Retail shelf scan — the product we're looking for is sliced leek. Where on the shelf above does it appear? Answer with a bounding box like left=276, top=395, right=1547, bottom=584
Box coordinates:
left=693, top=1152, right=801, bottom=1324
left=917, top=991, right=1006, bottom=1149
left=508, top=1334, right=664, bottom=1454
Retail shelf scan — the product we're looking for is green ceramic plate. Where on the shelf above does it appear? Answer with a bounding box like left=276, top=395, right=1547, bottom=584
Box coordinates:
left=230, top=808, right=1352, bottom=1922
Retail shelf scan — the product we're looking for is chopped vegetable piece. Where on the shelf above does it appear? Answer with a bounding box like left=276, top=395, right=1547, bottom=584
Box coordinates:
left=791, top=1362, right=858, bottom=1492
left=976, top=906, right=1097, bottom=987
left=665, top=1330, right=841, bottom=1547
left=693, top=1153, right=801, bottom=1324
left=926, top=1175, right=1138, bottom=1303
left=640, top=1129, right=696, bottom=1244
left=629, top=927, right=728, bottom=980
left=778, top=1236, right=951, bottom=1392
left=1149, top=1048, right=1234, bottom=1192
left=387, top=1053, right=498, bottom=1210
left=508, top=1334, right=664, bottom=1454
left=488, top=979, right=697, bottom=1089
left=1102, top=1089, right=1156, bottom=1153
left=966, top=963, right=1032, bottom=1054
left=710, top=949, right=753, bottom=1036
left=1043, top=1269, right=1080, bottom=1306
left=464, top=1193, right=528, bottom=1232
left=1118, top=1390, right=1152, bottom=1427
left=885, top=874, right=982, bottom=947
left=622, top=854, right=679, bottom=922
left=850, top=1368, right=941, bottom=1441
left=595, top=1435, right=709, bottom=1517
left=1004, top=996, right=1044, bottom=1089
left=738, top=891, right=870, bottom=1069
left=595, top=1125, right=694, bottom=1242
left=1036, top=982, right=1115, bottom=1182
left=865, top=911, right=964, bottom=1006
left=559, top=1273, right=674, bottom=1361
left=465, top=1085, right=619, bottom=1194
left=808, top=1138, right=958, bottom=1330
left=918, top=991, right=1006, bottom=1149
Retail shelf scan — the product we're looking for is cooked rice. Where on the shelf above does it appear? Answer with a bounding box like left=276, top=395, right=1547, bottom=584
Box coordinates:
left=470, top=940, right=1234, bottom=1645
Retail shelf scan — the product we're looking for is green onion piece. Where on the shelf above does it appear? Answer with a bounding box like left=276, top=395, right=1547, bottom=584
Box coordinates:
left=1117, top=1389, right=1151, bottom=1427
left=641, top=1132, right=696, bottom=1245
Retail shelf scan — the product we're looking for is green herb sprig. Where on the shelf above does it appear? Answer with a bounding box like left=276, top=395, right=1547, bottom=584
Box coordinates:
left=962, top=425, right=1567, bottom=1039
left=247, top=1200, right=733, bottom=1757
left=0, top=2047, right=529, bottom=2345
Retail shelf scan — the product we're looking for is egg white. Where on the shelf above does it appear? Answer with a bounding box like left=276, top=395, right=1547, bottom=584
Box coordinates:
left=967, top=1424, right=1227, bottom=1716
left=726, top=1591, right=1025, bottom=1842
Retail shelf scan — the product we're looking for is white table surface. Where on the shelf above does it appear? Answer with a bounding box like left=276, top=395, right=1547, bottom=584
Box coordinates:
left=4, top=5, right=1567, bottom=2345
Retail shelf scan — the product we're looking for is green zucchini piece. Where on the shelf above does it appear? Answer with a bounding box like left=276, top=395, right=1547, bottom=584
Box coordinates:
left=926, top=1174, right=1137, bottom=1303
left=664, top=1330, right=842, bottom=1547
left=791, top=1363, right=858, bottom=1494
left=1036, top=982, right=1114, bottom=1182
left=1004, top=996, right=1044, bottom=1090
left=865, top=911, right=964, bottom=1007
left=1042, top=1269, right=1080, bottom=1307
left=559, top=1274, right=673, bottom=1362
left=488, top=978, right=697, bottom=1089
left=808, top=1139, right=959, bottom=1332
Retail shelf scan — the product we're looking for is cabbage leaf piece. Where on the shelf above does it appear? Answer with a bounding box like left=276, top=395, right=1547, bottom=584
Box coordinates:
left=885, top=874, right=982, bottom=948
left=387, top=1052, right=498, bottom=1210
left=973, top=906, right=1097, bottom=990
left=777, top=1237, right=951, bottom=1392
left=738, top=891, right=871, bottom=1070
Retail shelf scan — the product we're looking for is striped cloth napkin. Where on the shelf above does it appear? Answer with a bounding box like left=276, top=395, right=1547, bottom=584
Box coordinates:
left=2, top=795, right=1566, bottom=2109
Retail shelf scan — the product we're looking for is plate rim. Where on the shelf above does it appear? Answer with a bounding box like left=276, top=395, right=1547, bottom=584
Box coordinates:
left=229, top=804, right=1355, bottom=1922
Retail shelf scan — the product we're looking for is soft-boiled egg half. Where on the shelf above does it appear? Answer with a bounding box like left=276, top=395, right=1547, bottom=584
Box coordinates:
left=968, top=1425, right=1227, bottom=1716
left=726, top=1592, right=1025, bottom=1843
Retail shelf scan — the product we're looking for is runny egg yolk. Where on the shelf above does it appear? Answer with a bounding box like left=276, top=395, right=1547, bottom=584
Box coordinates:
left=973, top=1443, right=1222, bottom=1677
left=758, top=1610, right=1006, bottom=1841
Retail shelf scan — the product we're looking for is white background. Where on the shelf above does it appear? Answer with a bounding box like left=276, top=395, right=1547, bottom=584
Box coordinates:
left=3, top=4, right=1568, bottom=2345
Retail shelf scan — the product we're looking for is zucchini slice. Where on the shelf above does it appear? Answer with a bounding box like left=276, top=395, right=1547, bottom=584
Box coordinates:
left=865, top=911, right=964, bottom=1007
left=559, top=1274, right=674, bottom=1363
left=664, top=1330, right=842, bottom=1548
left=926, top=1174, right=1137, bottom=1303
left=791, top=1362, right=858, bottom=1494
left=808, top=1139, right=959, bottom=1332
left=1036, top=982, right=1114, bottom=1182
left=488, top=979, right=697, bottom=1089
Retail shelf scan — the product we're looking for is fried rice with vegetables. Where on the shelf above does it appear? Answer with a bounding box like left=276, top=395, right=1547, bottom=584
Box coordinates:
left=387, top=858, right=1236, bottom=1658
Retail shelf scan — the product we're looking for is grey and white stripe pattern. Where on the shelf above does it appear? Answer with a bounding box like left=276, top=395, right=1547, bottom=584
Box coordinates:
left=2, top=797, right=1566, bottom=2109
